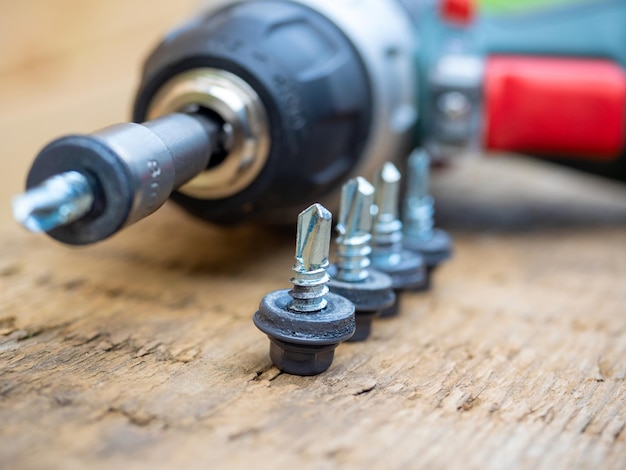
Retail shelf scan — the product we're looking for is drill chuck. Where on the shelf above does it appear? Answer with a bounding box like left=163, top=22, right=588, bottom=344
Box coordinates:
left=134, top=0, right=416, bottom=224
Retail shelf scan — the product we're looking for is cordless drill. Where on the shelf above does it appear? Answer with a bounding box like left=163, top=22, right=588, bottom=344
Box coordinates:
left=13, top=0, right=626, bottom=246
left=14, top=0, right=418, bottom=245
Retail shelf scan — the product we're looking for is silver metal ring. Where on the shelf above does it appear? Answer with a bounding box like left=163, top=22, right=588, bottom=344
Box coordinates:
left=147, top=68, right=270, bottom=199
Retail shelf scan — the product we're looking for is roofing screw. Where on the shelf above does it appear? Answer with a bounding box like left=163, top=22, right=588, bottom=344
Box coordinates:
left=371, top=162, right=426, bottom=317
left=402, top=148, right=452, bottom=286
left=253, top=203, right=355, bottom=376
left=328, top=177, right=396, bottom=341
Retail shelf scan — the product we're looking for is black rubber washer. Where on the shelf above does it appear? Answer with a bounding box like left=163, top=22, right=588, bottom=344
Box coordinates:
left=254, top=289, right=355, bottom=345
left=377, top=249, right=426, bottom=291
left=404, top=229, right=453, bottom=268
left=253, top=288, right=355, bottom=375
left=328, top=266, right=396, bottom=313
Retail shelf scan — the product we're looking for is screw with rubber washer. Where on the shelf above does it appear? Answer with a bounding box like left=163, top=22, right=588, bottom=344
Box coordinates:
left=253, top=203, right=355, bottom=376
left=371, top=162, right=426, bottom=317
left=402, top=148, right=452, bottom=287
left=328, top=177, right=396, bottom=341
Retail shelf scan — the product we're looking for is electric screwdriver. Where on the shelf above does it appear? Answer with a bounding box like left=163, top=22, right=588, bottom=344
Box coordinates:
left=13, top=0, right=626, bottom=247
left=14, top=0, right=417, bottom=245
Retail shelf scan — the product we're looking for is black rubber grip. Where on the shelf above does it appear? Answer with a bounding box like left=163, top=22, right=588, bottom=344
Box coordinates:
left=133, top=1, right=372, bottom=224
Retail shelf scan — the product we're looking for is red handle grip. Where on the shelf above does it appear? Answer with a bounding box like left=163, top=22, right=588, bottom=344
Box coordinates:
left=484, top=56, right=626, bottom=161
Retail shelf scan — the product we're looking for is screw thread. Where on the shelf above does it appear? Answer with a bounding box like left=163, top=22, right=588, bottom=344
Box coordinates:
left=403, top=148, right=435, bottom=241
left=404, top=195, right=435, bottom=241
left=12, top=171, right=94, bottom=233
left=371, top=163, right=404, bottom=269
left=371, top=217, right=404, bottom=268
left=289, top=263, right=330, bottom=312
left=334, top=177, right=376, bottom=283
left=335, top=233, right=372, bottom=282
left=288, top=203, right=332, bottom=313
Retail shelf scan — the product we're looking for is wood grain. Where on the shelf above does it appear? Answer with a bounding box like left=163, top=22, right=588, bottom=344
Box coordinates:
left=1, top=1, right=626, bottom=469
left=0, top=0, right=199, bottom=225
left=1, top=157, right=625, bottom=469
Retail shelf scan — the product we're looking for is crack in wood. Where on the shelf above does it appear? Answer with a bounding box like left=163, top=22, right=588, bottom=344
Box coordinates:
left=268, top=371, right=283, bottom=382
left=579, top=416, right=594, bottom=434
left=228, top=427, right=261, bottom=441
left=353, top=382, right=376, bottom=396
left=457, top=395, right=481, bottom=412
left=62, top=279, right=86, bottom=291
left=107, top=406, right=159, bottom=427
left=0, top=317, right=17, bottom=336
left=0, top=264, right=21, bottom=277
left=15, top=321, right=73, bottom=343
left=251, top=364, right=282, bottom=382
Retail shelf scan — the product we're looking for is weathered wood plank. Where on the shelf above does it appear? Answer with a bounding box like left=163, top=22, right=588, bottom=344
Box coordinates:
left=1, top=156, right=626, bottom=469
left=0, top=0, right=198, bottom=225
left=1, top=1, right=626, bottom=468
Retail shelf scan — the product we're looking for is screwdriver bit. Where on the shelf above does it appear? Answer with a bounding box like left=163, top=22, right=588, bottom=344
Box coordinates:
left=14, top=113, right=217, bottom=245
left=12, top=171, right=94, bottom=233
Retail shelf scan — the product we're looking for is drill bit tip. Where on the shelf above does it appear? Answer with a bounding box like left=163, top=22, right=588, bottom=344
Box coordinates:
left=335, top=177, right=374, bottom=282
left=406, top=148, right=431, bottom=201
left=404, top=148, right=435, bottom=241
left=338, top=177, right=375, bottom=238
left=380, top=162, right=401, bottom=184
left=295, top=203, right=332, bottom=272
left=12, top=171, right=94, bottom=233
left=374, top=162, right=401, bottom=221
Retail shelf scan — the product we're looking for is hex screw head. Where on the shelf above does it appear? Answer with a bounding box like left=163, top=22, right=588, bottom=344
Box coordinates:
left=370, top=163, right=427, bottom=317
left=402, top=148, right=453, bottom=283
left=253, top=203, right=355, bottom=375
left=328, top=177, right=396, bottom=341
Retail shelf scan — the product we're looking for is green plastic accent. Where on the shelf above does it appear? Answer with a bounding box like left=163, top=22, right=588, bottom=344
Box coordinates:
left=477, top=0, right=626, bottom=68
left=480, top=0, right=581, bottom=15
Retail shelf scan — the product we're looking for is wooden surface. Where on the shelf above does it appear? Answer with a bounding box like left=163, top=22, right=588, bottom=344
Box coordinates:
left=0, top=0, right=200, bottom=226
left=2, top=2, right=626, bottom=469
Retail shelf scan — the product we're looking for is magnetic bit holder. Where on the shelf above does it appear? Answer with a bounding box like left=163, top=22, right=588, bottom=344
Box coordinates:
left=253, top=203, right=355, bottom=376
left=12, top=112, right=218, bottom=245
left=371, top=162, right=427, bottom=317
left=327, top=177, right=395, bottom=342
